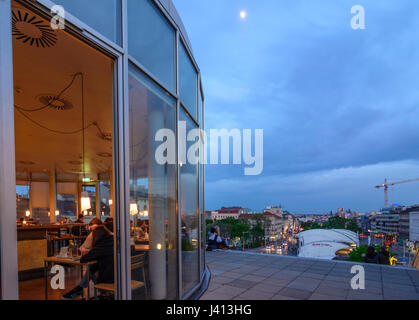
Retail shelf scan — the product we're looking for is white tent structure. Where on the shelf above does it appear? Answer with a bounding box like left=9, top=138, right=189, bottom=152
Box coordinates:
left=298, top=242, right=351, bottom=260
left=296, top=229, right=358, bottom=260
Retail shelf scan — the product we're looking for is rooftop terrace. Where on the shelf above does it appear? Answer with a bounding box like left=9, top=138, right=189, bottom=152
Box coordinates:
left=201, top=251, right=419, bottom=300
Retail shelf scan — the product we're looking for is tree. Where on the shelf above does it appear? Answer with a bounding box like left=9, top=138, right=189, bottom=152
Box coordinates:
left=322, top=216, right=346, bottom=229
left=300, top=221, right=320, bottom=230
left=206, top=217, right=250, bottom=240
left=231, top=222, right=250, bottom=239
left=346, top=219, right=361, bottom=233
left=251, top=224, right=264, bottom=243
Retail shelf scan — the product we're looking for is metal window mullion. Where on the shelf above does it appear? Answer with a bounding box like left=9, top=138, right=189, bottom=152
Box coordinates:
left=115, top=0, right=131, bottom=301
left=201, top=88, right=206, bottom=270
left=175, top=29, right=183, bottom=300
left=0, top=0, right=19, bottom=300
left=33, top=0, right=124, bottom=54
left=197, top=72, right=202, bottom=278
left=179, top=103, right=199, bottom=128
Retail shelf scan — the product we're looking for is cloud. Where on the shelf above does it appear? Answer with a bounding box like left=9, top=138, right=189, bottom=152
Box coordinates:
left=206, top=160, right=419, bottom=213
left=173, top=0, right=419, bottom=212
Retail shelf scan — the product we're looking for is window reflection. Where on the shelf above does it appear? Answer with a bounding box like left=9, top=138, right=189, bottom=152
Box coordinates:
left=179, top=43, right=198, bottom=120
left=180, top=109, right=200, bottom=294
left=199, top=92, right=205, bottom=272
left=128, top=0, right=176, bottom=93
left=53, top=0, right=122, bottom=45
left=99, top=181, right=111, bottom=218
left=12, top=1, right=115, bottom=299
left=56, top=194, right=77, bottom=217
left=129, top=64, right=177, bottom=299
left=16, top=184, right=30, bottom=219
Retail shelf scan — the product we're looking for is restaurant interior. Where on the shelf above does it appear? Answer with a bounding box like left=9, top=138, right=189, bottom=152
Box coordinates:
left=12, top=2, right=150, bottom=300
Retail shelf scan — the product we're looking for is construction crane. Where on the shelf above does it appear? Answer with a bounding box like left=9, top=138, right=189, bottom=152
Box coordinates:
left=375, top=178, right=419, bottom=208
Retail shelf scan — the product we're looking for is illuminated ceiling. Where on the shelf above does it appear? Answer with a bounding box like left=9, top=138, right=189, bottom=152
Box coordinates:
left=12, top=4, right=113, bottom=179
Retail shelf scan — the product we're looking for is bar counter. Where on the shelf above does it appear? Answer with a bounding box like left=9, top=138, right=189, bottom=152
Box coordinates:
left=17, top=224, right=86, bottom=280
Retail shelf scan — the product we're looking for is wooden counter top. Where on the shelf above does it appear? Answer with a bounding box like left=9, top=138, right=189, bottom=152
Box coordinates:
left=17, top=223, right=86, bottom=231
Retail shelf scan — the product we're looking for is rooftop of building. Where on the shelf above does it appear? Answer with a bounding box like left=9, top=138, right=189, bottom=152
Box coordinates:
left=200, top=251, right=419, bottom=300
left=216, top=207, right=244, bottom=214
left=238, top=212, right=282, bottom=219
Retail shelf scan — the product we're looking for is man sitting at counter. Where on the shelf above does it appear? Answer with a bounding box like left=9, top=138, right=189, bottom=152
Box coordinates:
left=62, top=218, right=112, bottom=300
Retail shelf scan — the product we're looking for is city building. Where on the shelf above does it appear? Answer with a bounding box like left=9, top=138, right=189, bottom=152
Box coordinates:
left=399, top=205, right=419, bottom=242
left=210, top=206, right=245, bottom=221
left=371, top=207, right=402, bottom=237
left=358, top=211, right=381, bottom=233
left=410, top=211, right=419, bottom=242
left=264, top=206, right=283, bottom=217
left=359, top=215, right=370, bottom=233
left=0, top=0, right=207, bottom=300
left=239, top=212, right=283, bottom=240
left=263, top=212, right=284, bottom=240
left=282, top=213, right=295, bottom=234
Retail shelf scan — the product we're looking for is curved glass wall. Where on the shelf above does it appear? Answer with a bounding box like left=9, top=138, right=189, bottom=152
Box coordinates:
left=3, top=0, right=205, bottom=300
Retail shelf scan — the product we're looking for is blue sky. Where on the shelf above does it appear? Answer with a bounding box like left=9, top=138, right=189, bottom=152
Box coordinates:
left=173, top=0, right=419, bottom=214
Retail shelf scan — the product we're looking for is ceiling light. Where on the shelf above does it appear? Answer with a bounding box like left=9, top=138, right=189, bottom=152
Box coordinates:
left=81, top=191, right=91, bottom=212
left=15, top=87, right=23, bottom=94
left=97, top=152, right=112, bottom=158
left=68, top=160, right=82, bottom=165
left=130, top=203, right=139, bottom=216
left=12, top=9, right=58, bottom=48
left=18, top=161, right=35, bottom=165
left=38, top=95, right=73, bottom=111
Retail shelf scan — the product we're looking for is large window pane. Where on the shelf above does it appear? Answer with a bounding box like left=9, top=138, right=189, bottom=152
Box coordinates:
left=12, top=1, right=115, bottom=299
left=16, top=184, right=30, bottom=220
left=199, top=91, right=205, bottom=274
left=56, top=193, right=77, bottom=217
left=200, top=154, right=205, bottom=274
left=129, top=64, right=177, bottom=299
left=179, top=43, right=197, bottom=120
left=128, top=0, right=175, bottom=93
left=53, top=0, right=122, bottom=45
left=180, top=109, right=199, bottom=295
left=99, top=181, right=111, bottom=219
left=81, top=185, right=96, bottom=218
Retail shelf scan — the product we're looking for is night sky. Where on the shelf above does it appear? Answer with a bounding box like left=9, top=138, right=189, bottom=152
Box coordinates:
left=173, top=0, right=419, bottom=214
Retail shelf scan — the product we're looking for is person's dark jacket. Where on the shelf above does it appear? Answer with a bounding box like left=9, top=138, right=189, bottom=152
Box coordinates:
left=80, top=234, right=114, bottom=283
left=364, top=247, right=378, bottom=264
left=207, top=232, right=222, bottom=250
left=378, top=249, right=390, bottom=265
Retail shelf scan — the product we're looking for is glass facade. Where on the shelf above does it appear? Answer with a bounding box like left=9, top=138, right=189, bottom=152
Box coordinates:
left=128, top=0, right=176, bottom=93
left=199, top=90, right=205, bottom=273
left=180, top=109, right=200, bottom=294
left=53, top=0, right=122, bottom=45
left=128, top=64, right=178, bottom=299
left=0, top=0, right=206, bottom=300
